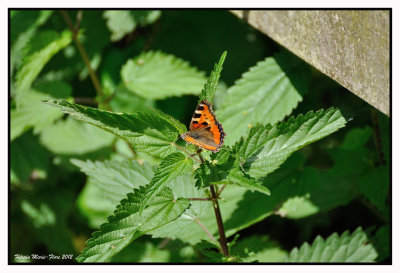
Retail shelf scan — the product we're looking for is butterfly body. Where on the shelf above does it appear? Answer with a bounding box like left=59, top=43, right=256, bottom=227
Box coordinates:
left=181, top=100, right=225, bottom=153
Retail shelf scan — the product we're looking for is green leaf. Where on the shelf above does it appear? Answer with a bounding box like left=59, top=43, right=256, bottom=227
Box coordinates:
left=287, top=127, right=371, bottom=215
left=217, top=51, right=309, bottom=145
left=305, top=167, right=360, bottom=213
left=75, top=159, right=155, bottom=228
left=44, top=99, right=186, bottom=157
left=72, top=158, right=154, bottom=203
left=148, top=173, right=215, bottom=244
left=340, top=126, right=372, bottom=149
left=11, top=84, right=71, bottom=141
left=286, top=227, right=378, bottom=262
left=74, top=154, right=192, bottom=233
left=14, top=30, right=72, bottom=106
left=104, top=10, right=161, bottom=41
left=11, top=10, right=52, bottom=44
left=276, top=127, right=374, bottom=218
left=195, top=160, right=270, bottom=196
left=223, top=128, right=373, bottom=233
left=111, top=239, right=170, bottom=262
left=131, top=10, right=161, bottom=25
left=357, top=165, right=390, bottom=218
left=276, top=194, right=319, bottom=219
left=77, top=180, right=116, bottom=228
left=109, top=84, right=155, bottom=113
left=34, top=80, right=73, bottom=98
left=21, top=200, right=56, bottom=228
left=111, top=138, right=161, bottom=165
left=154, top=153, right=337, bottom=246
left=121, top=51, right=206, bottom=99
left=76, top=186, right=189, bottom=262
left=231, top=235, right=288, bottom=262
left=150, top=11, right=267, bottom=85
left=23, top=30, right=60, bottom=57
left=19, top=184, right=77, bottom=255
left=199, top=51, right=227, bottom=103
left=225, top=168, right=270, bottom=195
left=11, top=131, right=50, bottom=185
left=222, top=153, right=310, bottom=234
left=371, top=226, right=390, bottom=262
left=194, top=240, right=226, bottom=262
left=150, top=174, right=271, bottom=246
left=237, top=108, right=347, bottom=179
left=11, top=10, right=53, bottom=75
left=77, top=11, right=111, bottom=56
left=74, top=161, right=213, bottom=246
left=40, top=117, right=115, bottom=155
left=194, top=159, right=233, bottom=189
left=153, top=107, right=188, bottom=135
left=103, top=11, right=136, bottom=41
left=194, top=149, right=270, bottom=195
left=142, top=153, right=193, bottom=208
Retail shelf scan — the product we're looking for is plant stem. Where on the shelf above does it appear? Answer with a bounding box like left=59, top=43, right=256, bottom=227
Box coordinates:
left=187, top=197, right=212, bottom=201
left=75, top=10, right=83, bottom=32
left=194, top=217, right=217, bottom=242
left=197, top=150, right=229, bottom=257
left=209, top=185, right=229, bottom=257
left=157, top=238, right=171, bottom=249
left=60, top=10, right=104, bottom=98
left=172, top=143, right=202, bottom=163
left=73, top=97, right=97, bottom=105
left=217, top=184, right=227, bottom=196
left=126, top=141, right=137, bottom=156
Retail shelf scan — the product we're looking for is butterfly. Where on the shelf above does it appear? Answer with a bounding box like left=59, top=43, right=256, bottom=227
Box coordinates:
left=181, top=100, right=225, bottom=153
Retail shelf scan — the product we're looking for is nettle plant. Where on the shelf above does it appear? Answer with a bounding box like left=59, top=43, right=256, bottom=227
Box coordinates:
left=45, top=51, right=377, bottom=263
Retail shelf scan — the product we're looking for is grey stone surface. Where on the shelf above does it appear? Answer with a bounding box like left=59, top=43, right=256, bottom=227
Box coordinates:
left=232, top=10, right=390, bottom=116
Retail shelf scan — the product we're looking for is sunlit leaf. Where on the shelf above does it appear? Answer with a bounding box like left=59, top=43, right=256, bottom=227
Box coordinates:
left=44, top=99, right=186, bottom=157
left=195, top=160, right=270, bottom=196
left=111, top=240, right=170, bottom=262
left=104, top=10, right=161, bottom=41
left=141, top=153, right=193, bottom=208
left=237, top=108, right=347, bottom=178
left=76, top=186, right=189, bottom=262
left=40, top=117, right=115, bottom=155
left=72, top=158, right=154, bottom=202
left=286, top=227, right=378, bottom=262
left=217, top=51, right=309, bottom=145
left=198, top=51, right=227, bottom=103
left=14, top=30, right=72, bottom=106
left=121, top=51, right=206, bottom=99
left=231, top=235, right=287, bottom=262
left=10, top=10, right=53, bottom=75
left=11, top=83, right=72, bottom=141
left=77, top=180, right=116, bottom=229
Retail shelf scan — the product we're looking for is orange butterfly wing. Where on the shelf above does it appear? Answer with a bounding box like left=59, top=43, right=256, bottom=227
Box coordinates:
left=181, top=100, right=225, bottom=152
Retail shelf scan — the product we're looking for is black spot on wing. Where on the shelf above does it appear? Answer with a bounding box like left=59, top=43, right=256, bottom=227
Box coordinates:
left=197, top=105, right=204, bottom=111
left=192, top=121, right=198, bottom=124
left=193, top=113, right=201, bottom=119
left=216, top=121, right=225, bottom=144
left=202, top=122, right=208, bottom=126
